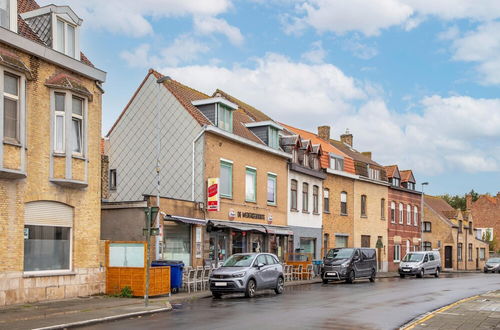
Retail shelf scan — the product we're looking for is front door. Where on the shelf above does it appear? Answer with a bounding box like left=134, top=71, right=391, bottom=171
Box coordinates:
left=209, top=232, right=228, bottom=267
left=445, top=246, right=453, bottom=268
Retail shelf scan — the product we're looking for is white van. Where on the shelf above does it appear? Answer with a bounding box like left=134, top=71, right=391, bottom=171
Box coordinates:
left=398, top=250, right=441, bottom=278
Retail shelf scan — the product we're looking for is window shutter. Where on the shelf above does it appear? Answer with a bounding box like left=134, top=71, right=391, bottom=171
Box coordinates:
left=25, top=201, right=73, bottom=227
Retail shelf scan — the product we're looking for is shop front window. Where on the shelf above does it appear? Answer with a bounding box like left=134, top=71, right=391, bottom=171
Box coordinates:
left=232, top=231, right=246, bottom=255
left=251, top=233, right=265, bottom=253
left=163, top=221, right=191, bottom=266
left=209, top=232, right=228, bottom=267
left=300, top=237, right=316, bottom=259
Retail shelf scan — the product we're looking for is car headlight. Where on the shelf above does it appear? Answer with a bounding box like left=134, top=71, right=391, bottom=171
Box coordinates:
left=231, top=272, right=246, bottom=278
left=341, top=261, right=350, bottom=267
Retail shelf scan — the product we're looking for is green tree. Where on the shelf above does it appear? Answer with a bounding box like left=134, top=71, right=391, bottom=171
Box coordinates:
left=483, top=231, right=497, bottom=252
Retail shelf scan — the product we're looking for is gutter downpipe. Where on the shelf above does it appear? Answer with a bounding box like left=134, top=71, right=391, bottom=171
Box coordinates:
left=192, top=127, right=206, bottom=201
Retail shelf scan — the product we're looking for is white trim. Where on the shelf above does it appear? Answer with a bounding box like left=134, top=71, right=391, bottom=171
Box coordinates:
left=267, top=171, right=278, bottom=176
left=219, top=158, right=233, bottom=164
left=20, top=5, right=83, bottom=25
left=23, top=270, right=75, bottom=277
left=244, top=120, right=283, bottom=130
left=9, top=0, right=17, bottom=33
left=192, top=97, right=237, bottom=110
left=245, top=165, right=257, bottom=171
left=357, top=175, right=390, bottom=186
left=205, top=125, right=291, bottom=159
left=0, top=28, right=106, bottom=82
left=326, top=168, right=359, bottom=179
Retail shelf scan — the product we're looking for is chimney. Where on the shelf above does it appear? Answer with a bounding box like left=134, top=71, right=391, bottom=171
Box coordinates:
left=466, top=194, right=472, bottom=210
left=362, top=152, right=372, bottom=159
left=340, top=129, right=353, bottom=147
left=318, top=125, right=330, bottom=141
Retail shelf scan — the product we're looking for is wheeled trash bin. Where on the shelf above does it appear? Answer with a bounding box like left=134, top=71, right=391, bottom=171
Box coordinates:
left=151, top=260, right=185, bottom=293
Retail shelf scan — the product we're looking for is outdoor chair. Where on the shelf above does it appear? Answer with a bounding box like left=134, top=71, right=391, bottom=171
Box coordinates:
left=196, top=266, right=204, bottom=271
left=184, top=269, right=196, bottom=293
left=195, top=268, right=204, bottom=291
left=293, top=265, right=303, bottom=280
left=303, top=264, right=314, bottom=280
left=202, top=268, right=211, bottom=290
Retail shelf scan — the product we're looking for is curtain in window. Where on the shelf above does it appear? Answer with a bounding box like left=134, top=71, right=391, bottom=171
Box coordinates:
left=245, top=169, right=256, bottom=201
left=67, top=24, right=76, bottom=57
left=0, top=0, right=9, bottom=29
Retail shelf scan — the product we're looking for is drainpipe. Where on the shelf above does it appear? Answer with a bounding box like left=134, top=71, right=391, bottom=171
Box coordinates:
left=192, top=127, right=206, bottom=201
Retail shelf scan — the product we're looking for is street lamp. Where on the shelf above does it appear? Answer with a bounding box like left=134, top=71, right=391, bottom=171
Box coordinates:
left=420, top=182, right=429, bottom=251
left=144, top=206, right=159, bottom=307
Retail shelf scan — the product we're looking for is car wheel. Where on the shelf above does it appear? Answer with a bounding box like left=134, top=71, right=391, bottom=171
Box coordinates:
left=369, top=270, right=376, bottom=282
left=434, top=268, right=440, bottom=278
left=346, top=270, right=355, bottom=284
left=275, top=276, right=284, bottom=294
left=212, top=293, right=222, bottom=299
left=322, top=278, right=329, bottom=284
left=416, top=269, right=424, bottom=278
left=245, top=279, right=256, bottom=298
left=484, top=270, right=488, bottom=273
left=399, top=274, right=405, bottom=278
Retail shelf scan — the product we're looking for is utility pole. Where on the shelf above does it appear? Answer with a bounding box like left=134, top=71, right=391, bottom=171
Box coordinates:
left=420, top=182, right=429, bottom=251
left=144, top=206, right=159, bottom=307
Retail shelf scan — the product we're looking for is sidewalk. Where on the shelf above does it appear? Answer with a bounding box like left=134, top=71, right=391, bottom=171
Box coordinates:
left=0, top=278, right=322, bottom=330
left=403, top=290, right=500, bottom=329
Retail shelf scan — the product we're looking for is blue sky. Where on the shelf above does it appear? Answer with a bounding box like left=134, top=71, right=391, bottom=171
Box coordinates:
left=43, top=0, right=500, bottom=196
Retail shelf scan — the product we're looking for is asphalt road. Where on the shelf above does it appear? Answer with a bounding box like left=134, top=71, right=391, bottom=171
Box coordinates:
left=84, top=273, right=500, bottom=330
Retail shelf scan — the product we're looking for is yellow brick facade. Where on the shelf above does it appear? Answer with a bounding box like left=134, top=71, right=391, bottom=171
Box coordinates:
left=0, top=42, right=104, bottom=306
left=353, top=180, right=389, bottom=271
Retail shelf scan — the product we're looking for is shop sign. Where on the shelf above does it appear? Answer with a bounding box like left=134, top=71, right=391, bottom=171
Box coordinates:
left=207, top=178, right=220, bottom=212
left=237, top=211, right=265, bottom=220
left=228, top=209, right=236, bottom=220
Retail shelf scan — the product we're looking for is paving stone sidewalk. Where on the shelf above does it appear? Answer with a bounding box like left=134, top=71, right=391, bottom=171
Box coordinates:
left=408, top=290, right=500, bottom=329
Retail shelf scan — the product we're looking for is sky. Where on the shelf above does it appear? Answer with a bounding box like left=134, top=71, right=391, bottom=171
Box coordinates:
left=41, top=0, right=500, bottom=196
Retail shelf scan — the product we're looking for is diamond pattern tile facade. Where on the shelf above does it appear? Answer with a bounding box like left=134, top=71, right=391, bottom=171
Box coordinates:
left=108, top=75, right=204, bottom=202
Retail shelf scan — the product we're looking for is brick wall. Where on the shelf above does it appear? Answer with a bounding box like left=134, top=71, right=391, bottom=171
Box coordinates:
left=469, top=194, right=500, bottom=250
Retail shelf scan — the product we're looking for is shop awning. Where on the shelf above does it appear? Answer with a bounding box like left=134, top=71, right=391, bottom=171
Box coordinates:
left=207, top=220, right=293, bottom=235
left=164, top=215, right=206, bottom=225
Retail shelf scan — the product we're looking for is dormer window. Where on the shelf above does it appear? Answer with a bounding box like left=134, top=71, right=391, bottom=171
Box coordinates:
left=368, top=165, right=380, bottom=180
left=330, top=154, right=344, bottom=171
left=217, top=104, right=233, bottom=132
left=245, top=121, right=283, bottom=150
left=392, top=178, right=400, bottom=187
left=56, top=18, right=76, bottom=58
left=268, top=127, right=279, bottom=149
left=0, top=0, right=16, bottom=32
left=192, top=97, right=237, bottom=133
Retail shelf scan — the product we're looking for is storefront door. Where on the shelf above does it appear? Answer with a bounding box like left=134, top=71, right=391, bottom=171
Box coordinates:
left=163, top=221, right=191, bottom=266
left=251, top=233, right=265, bottom=253
left=232, top=231, right=247, bottom=255
left=209, top=232, right=228, bottom=267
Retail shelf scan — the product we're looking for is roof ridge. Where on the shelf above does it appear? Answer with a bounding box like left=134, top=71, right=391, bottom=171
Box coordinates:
left=215, top=89, right=273, bottom=122
left=150, top=69, right=209, bottom=99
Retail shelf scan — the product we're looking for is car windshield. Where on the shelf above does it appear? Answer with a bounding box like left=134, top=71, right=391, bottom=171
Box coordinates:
left=222, top=254, right=255, bottom=267
left=487, top=258, right=500, bottom=263
left=326, top=248, right=354, bottom=260
left=402, top=253, right=424, bottom=262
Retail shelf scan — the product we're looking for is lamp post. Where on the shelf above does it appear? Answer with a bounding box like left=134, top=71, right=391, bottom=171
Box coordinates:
left=420, top=182, right=429, bottom=251
left=144, top=206, right=159, bottom=307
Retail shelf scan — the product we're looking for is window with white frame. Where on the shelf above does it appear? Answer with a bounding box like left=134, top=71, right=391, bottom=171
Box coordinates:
left=323, top=189, right=330, bottom=213
left=414, top=206, right=418, bottom=226
left=313, top=185, right=319, bottom=213
left=368, top=166, right=380, bottom=180
left=423, top=221, right=431, bottom=232
left=394, top=244, right=401, bottom=262
left=55, top=18, right=77, bottom=58
left=392, top=178, right=400, bottom=187
left=406, top=240, right=410, bottom=255
left=406, top=204, right=411, bottom=225
left=53, top=92, right=85, bottom=156
left=330, top=155, right=344, bottom=171
left=302, top=183, right=309, bottom=212
left=267, top=173, right=277, bottom=205
left=220, top=160, right=233, bottom=198
left=245, top=167, right=256, bottom=202
left=3, top=71, right=20, bottom=142
left=0, top=0, right=10, bottom=29
left=340, top=191, right=347, bottom=215
left=217, top=104, right=233, bottom=133
left=479, top=248, right=485, bottom=260
left=391, top=201, right=396, bottom=223
left=399, top=203, right=404, bottom=224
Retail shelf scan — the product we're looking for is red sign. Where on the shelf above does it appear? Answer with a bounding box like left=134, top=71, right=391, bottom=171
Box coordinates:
left=207, top=178, right=220, bottom=212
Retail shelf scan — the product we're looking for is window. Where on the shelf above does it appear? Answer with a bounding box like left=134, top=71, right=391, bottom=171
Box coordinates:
left=423, top=241, right=432, bottom=251
left=220, top=160, right=233, bottom=198
left=340, top=192, right=347, bottom=215
left=399, top=203, right=404, bottom=224
left=423, top=221, right=432, bottom=232
left=457, top=243, right=463, bottom=261
left=330, top=155, right=344, bottom=171
left=468, top=243, right=473, bottom=261
left=368, top=166, right=380, bottom=180
left=245, top=167, right=256, bottom=202
left=380, top=198, right=385, bottom=219
left=268, top=127, right=280, bottom=149
left=361, top=235, right=370, bottom=248
left=407, top=204, right=411, bottom=225
left=290, top=179, right=297, bottom=211
left=468, top=221, right=473, bottom=235
left=458, top=220, right=463, bottom=233
left=312, top=156, right=319, bottom=170
left=300, top=237, right=316, bottom=259
left=302, top=183, right=309, bottom=212
left=313, top=185, right=319, bottom=213
left=479, top=248, right=485, bottom=260
left=3, top=72, right=19, bottom=142
left=361, top=195, right=367, bottom=217
left=335, top=235, right=348, bottom=248
left=0, top=0, right=9, bottom=29
left=323, top=189, right=330, bottom=213
left=391, top=178, right=400, bottom=187
left=54, top=92, right=65, bottom=153
left=394, top=244, right=401, bottom=262
left=55, top=19, right=77, bottom=58
left=408, top=182, right=415, bottom=190
left=391, top=201, right=396, bottom=223
left=292, top=149, right=298, bottom=163
left=414, top=206, right=418, bottom=226
left=71, top=96, right=83, bottom=154
left=429, top=253, right=435, bottom=261
left=267, top=173, right=277, bottom=205
left=109, top=169, right=117, bottom=190
left=217, top=104, right=233, bottom=132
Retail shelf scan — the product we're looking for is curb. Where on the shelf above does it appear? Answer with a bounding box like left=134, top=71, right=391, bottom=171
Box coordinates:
left=400, top=295, right=480, bottom=330
left=32, top=304, right=172, bottom=330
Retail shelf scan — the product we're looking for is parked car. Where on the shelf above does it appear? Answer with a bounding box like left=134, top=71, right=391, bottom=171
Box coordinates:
left=209, top=253, right=284, bottom=298
left=321, top=248, right=377, bottom=284
left=484, top=258, right=500, bottom=273
left=399, top=251, right=441, bottom=278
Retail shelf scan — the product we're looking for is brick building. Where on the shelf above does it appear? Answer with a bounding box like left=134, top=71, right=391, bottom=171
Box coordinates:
left=385, top=165, right=422, bottom=272
left=0, top=0, right=106, bottom=305
left=424, top=196, right=489, bottom=271
left=467, top=193, right=500, bottom=251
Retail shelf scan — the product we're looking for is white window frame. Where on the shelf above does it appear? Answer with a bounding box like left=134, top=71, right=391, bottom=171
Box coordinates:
left=399, top=203, right=404, bottom=224
left=245, top=166, right=256, bottom=203
left=220, top=159, right=233, bottom=199
left=53, top=16, right=79, bottom=59
left=323, top=188, right=330, bottom=213
left=394, top=244, right=401, bottom=262
left=414, top=206, right=418, bottom=226
left=406, top=204, right=411, bottom=225
left=268, top=127, right=279, bottom=149
left=54, top=92, right=66, bottom=154
left=2, top=70, right=20, bottom=143
left=217, top=104, right=233, bottom=133
left=71, top=96, right=83, bottom=155
left=0, top=0, right=17, bottom=33
left=340, top=191, right=347, bottom=215
left=330, top=154, right=344, bottom=171
left=267, top=172, right=277, bottom=206
left=391, top=201, right=396, bottom=223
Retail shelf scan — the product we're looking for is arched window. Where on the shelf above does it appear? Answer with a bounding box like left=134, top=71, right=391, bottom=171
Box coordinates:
left=391, top=201, right=396, bottom=223
left=406, top=204, right=411, bottom=225
left=413, top=206, right=418, bottom=226
left=399, top=203, right=404, bottom=224
left=340, top=192, right=347, bottom=215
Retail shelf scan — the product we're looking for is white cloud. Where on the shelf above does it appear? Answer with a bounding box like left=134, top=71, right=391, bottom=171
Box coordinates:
left=438, top=25, right=460, bottom=41
left=451, top=21, right=500, bottom=85
left=120, top=36, right=209, bottom=68
left=39, top=0, right=233, bottom=37
left=157, top=54, right=500, bottom=175
left=301, top=41, right=327, bottom=64
left=193, top=16, right=244, bottom=45
left=342, top=39, right=378, bottom=60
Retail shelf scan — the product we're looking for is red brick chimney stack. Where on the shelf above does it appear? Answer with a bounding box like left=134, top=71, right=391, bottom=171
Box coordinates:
left=340, top=129, right=353, bottom=147
left=318, top=125, right=331, bottom=141
left=466, top=194, right=472, bottom=210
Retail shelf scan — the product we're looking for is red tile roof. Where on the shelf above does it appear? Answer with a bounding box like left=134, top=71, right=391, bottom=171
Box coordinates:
left=213, top=89, right=273, bottom=122
left=384, top=165, right=398, bottom=178
left=400, top=170, right=415, bottom=183
left=281, top=123, right=356, bottom=174
left=424, top=195, right=457, bottom=226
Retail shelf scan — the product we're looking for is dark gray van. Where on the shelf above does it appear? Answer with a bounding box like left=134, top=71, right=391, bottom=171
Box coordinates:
left=321, top=248, right=377, bottom=284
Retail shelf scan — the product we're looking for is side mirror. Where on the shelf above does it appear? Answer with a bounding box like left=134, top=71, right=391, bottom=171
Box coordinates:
left=256, top=263, right=265, bottom=269
left=353, top=255, right=360, bottom=261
